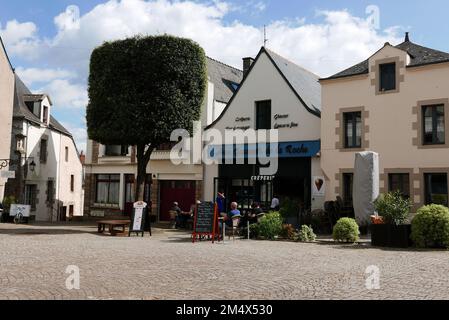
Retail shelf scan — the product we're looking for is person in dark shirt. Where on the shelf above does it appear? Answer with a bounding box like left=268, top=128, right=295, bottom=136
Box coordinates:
left=248, top=202, right=263, bottom=224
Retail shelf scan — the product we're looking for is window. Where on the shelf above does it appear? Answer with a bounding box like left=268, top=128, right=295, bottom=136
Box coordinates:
left=256, top=100, right=271, bottom=130
left=40, top=139, right=48, bottom=163
left=424, top=173, right=448, bottom=206
left=47, top=180, right=54, bottom=203
left=343, top=173, right=354, bottom=206
left=42, top=106, right=49, bottom=124
left=389, top=173, right=410, bottom=199
left=344, top=112, right=362, bottom=148
left=423, top=105, right=445, bottom=145
left=25, top=185, right=37, bottom=211
left=65, top=147, right=69, bottom=162
left=380, top=62, right=396, bottom=91
left=70, top=175, right=75, bottom=192
left=125, top=174, right=135, bottom=204
left=104, top=145, right=128, bottom=156
left=69, top=205, right=74, bottom=218
left=96, top=174, right=120, bottom=204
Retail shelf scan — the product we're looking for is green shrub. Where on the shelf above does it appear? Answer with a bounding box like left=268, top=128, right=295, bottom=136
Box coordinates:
left=374, top=191, right=412, bottom=225
left=297, top=225, right=316, bottom=242
left=333, top=218, right=360, bottom=243
left=252, top=212, right=283, bottom=240
left=2, top=196, right=16, bottom=213
left=411, top=205, right=449, bottom=248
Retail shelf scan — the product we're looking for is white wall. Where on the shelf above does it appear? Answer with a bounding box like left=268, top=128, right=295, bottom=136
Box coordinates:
left=209, top=51, right=321, bottom=143
left=0, top=44, right=14, bottom=201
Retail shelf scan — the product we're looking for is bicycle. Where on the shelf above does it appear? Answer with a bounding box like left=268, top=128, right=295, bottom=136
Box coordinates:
left=13, top=207, right=25, bottom=224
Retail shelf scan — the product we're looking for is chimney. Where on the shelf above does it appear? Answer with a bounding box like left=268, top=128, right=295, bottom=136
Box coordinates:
left=405, top=32, right=410, bottom=42
left=242, top=57, right=255, bottom=77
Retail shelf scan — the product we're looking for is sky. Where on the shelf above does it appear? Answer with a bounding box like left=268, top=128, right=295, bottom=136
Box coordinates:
left=1, top=0, right=449, bottom=152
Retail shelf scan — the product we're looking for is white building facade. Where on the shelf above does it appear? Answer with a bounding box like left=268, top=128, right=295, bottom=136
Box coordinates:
left=5, top=75, right=83, bottom=221
left=204, top=47, right=324, bottom=213
left=0, top=38, right=15, bottom=202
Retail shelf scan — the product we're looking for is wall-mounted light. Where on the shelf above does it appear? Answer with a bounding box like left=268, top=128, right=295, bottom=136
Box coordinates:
left=29, top=160, right=36, bottom=172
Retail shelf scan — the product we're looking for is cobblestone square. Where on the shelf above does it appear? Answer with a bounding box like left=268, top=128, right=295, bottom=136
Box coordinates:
left=1, top=223, right=449, bottom=300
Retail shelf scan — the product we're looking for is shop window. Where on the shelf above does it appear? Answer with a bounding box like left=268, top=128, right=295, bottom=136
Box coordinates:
left=125, top=174, right=135, bottom=204
left=423, top=105, right=445, bottom=145
left=25, top=185, right=37, bottom=211
left=256, top=100, right=271, bottom=130
left=424, top=173, right=448, bottom=206
left=344, top=112, right=362, bottom=149
left=388, top=173, right=410, bottom=199
left=96, top=174, right=120, bottom=204
left=104, top=145, right=129, bottom=156
left=380, top=62, right=396, bottom=92
left=343, top=173, right=354, bottom=207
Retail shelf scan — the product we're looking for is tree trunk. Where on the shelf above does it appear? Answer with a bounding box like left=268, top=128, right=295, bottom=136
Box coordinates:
left=135, top=144, right=153, bottom=202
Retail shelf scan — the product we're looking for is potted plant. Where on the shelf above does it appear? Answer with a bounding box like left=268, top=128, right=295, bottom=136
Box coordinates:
left=371, top=191, right=412, bottom=248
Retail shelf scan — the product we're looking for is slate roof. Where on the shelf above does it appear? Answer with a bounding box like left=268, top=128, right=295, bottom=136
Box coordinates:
left=324, top=38, right=449, bottom=80
left=206, top=57, right=243, bottom=103
left=265, top=48, right=321, bottom=113
left=13, top=74, right=72, bottom=137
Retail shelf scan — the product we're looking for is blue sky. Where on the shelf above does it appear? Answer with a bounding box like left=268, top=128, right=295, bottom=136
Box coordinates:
left=1, top=0, right=448, bottom=151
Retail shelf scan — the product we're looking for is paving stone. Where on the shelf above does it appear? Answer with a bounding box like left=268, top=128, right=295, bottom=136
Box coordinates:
left=0, top=223, right=448, bottom=300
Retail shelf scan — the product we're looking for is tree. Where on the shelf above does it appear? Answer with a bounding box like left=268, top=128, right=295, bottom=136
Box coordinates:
left=87, top=35, right=207, bottom=201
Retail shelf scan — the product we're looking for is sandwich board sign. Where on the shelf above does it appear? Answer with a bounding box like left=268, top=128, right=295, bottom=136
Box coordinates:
left=192, top=202, right=218, bottom=243
left=129, top=201, right=150, bottom=237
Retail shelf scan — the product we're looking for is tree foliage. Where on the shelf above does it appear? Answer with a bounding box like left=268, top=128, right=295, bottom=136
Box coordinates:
left=86, top=35, right=207, bottom=200
left=87, top=34, right=207, bottom=146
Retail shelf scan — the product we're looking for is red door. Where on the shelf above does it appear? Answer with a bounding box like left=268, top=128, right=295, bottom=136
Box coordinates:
left=159, top=181, right=196, bottom=221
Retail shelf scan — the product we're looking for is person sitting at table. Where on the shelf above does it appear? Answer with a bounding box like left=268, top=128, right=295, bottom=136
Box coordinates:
left=248, top=202, right=263, bottom=224
left=225, top=202, right=241, bottom=227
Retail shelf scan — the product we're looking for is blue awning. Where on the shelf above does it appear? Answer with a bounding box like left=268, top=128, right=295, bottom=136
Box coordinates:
left=208, top=140, right=320, bottom=160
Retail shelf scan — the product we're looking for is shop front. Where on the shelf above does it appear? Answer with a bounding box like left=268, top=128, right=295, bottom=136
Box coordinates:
left=213, top=141, right=320, bottom=213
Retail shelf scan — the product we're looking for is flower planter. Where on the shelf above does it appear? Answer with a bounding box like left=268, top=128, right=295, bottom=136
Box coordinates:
left=371, top=224, right=412, bottom=248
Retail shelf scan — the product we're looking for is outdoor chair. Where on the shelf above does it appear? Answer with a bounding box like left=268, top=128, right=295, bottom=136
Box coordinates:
left=226, top=216, right=241, bottom=241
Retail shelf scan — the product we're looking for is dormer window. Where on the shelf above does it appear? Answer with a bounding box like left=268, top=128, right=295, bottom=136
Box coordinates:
left=42, top=106, right=49, bottom=124
left=379, top=62, right=396, bottom=92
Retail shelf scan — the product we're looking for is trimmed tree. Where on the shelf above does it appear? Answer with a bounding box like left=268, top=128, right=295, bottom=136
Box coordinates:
left=87, top=35, right=207, bottom=201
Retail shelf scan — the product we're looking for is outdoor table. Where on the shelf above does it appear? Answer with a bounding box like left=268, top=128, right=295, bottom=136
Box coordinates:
left=97, top=220, right=131, bottom=236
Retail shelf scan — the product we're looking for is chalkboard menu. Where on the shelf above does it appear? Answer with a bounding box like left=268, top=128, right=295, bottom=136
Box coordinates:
left=192, top=202, right=217, bottom=243
left=129, top=201, right=148, bottom=237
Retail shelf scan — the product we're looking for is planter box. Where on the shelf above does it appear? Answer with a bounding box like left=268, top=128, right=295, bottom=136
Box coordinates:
left=371, top=224, right=412, bottom=248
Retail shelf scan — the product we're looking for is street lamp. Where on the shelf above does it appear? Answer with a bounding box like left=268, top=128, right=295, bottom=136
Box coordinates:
left=29, top=160, right=36, bottom=172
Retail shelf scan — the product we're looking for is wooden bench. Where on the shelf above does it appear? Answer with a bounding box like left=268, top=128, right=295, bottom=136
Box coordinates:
left=97, top=220, right=131, bottom=236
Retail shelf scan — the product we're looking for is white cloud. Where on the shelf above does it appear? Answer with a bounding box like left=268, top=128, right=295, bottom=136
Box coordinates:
left=61, top=122, right=87, bottom=153
left=38, top=79, right=88, bottom=109
left=15, top=67, right=76, bottom=86
left=1, top=0, right=406, bottom=150
left=0, top=19, right=41, bottom=59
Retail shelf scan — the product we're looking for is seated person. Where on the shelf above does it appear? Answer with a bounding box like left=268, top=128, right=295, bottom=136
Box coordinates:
left=248, top=202, right=263, bottom=224
left=226, top=202, right=241, bottom=227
